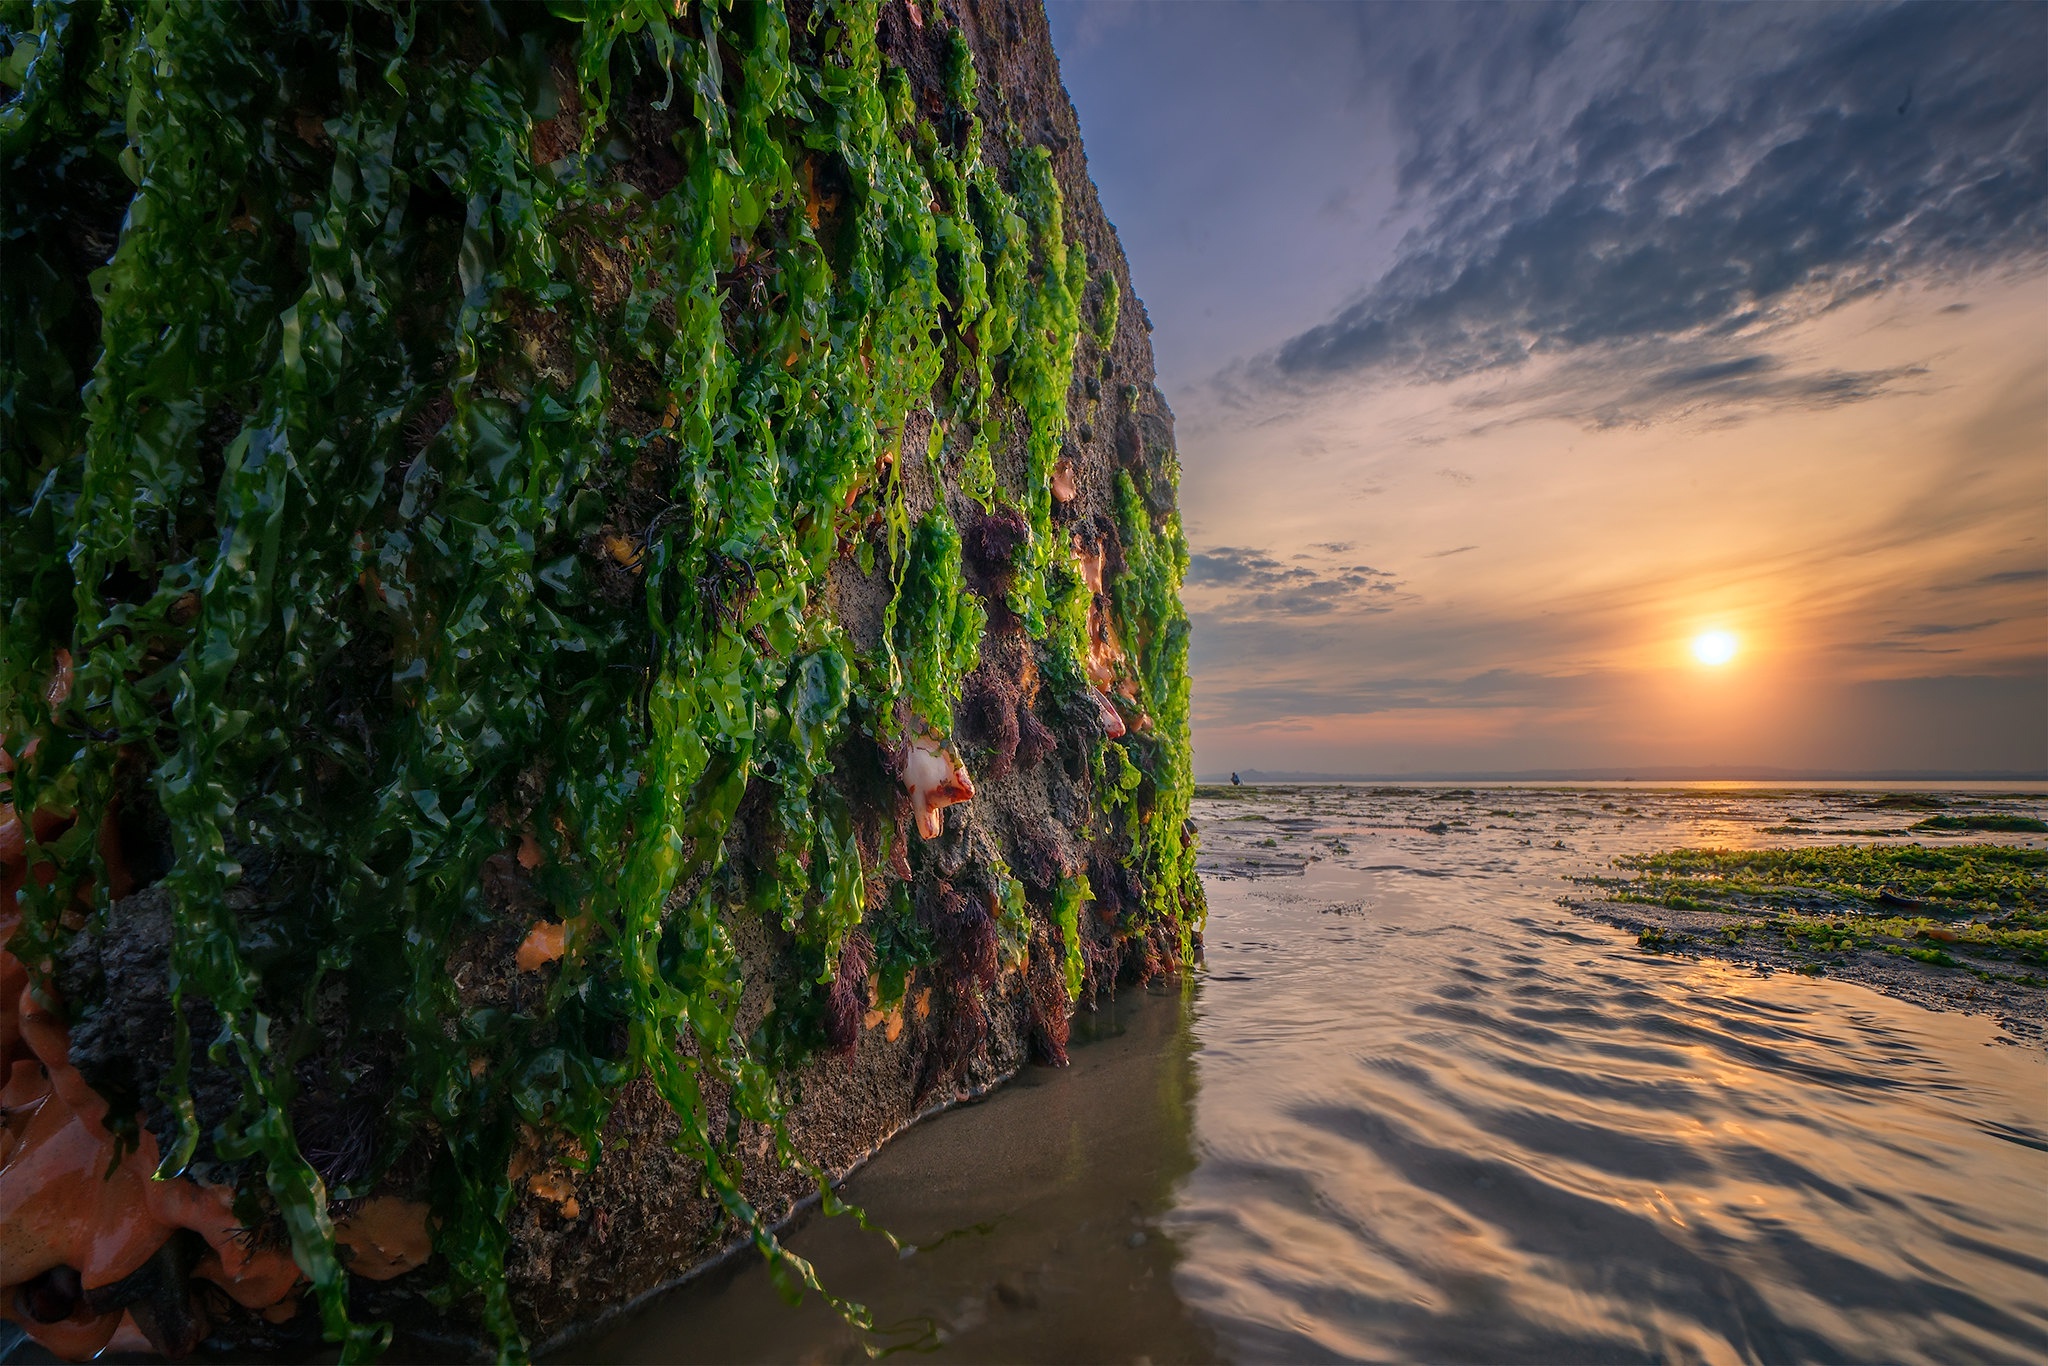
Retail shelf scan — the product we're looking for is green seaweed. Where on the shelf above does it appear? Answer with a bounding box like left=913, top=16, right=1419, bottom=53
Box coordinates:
left=1052, top=872, right=1092, bottom=1003
left=1593, top=844, right=2048, bottom=973
left=1108, top=471, right=1203, bottom=955
left=1913, top=813, right=2048, bottom=834
left=889, top=508, right=985, bottom=735
left=1093, top=268, right=1119, bottom=348
left=1600, top=844, right=2047, bottom=915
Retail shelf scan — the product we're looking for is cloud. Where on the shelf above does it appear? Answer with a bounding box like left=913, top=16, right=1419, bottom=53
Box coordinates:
left=1184, top=545, right=1402, bottom=617
left=1967, top=568, right=2048, bottom=588
left=1425, top=545, right=1479, bottom=559
left=1195, top=667, right=1579, bottom=719
left=1447, top=339, right=1933, bottom=431
left=1254, top=2, right=2048, bottom=422
left=1893, top=619, right=2005, bottom=637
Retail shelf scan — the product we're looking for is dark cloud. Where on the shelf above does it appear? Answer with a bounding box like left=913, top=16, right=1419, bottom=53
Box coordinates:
left=1928, top=566, right=2048, bottom=594
left=1448, top=340, right=1932, bottom=430
left=1629, top=359, right=1926, bottom=409
left=1261, top=2, right=2048, bottom=419
left=1185, top=546, right=1401, bottom=617
left=1894, top=619, right=2005, bottom=637
left=1425, top=545, right=1479, bottom=558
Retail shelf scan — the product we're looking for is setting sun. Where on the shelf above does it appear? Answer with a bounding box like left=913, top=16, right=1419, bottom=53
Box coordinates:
left=1692, top=630, right=1739, bottom=666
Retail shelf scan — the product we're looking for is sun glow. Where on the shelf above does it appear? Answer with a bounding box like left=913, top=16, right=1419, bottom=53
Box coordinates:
left=1691, top=630, right=1739, bottom=666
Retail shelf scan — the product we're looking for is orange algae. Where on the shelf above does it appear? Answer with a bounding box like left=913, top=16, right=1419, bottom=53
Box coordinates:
left=516, top=920, right=569, bottom=971
left=1072, top=532, right=1131, bottom=698
left=1072, top=534, right=1106, bottom=595
left=1051, top=458, right=1078, bottom=503
left=1087, top=687, right=1127, bottom=740
left=0, top=961, right=303, bottom=1356
left=333, top=1198, right=434, bottom=1282
left=894, top=733, right=976, bottom=839
left=0, top=689, right=311, bottom=1359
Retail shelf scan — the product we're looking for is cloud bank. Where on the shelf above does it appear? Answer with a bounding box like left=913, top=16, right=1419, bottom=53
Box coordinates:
left=1257, top=2, right=2048, bottom=422
left=1185, top=546, right=1402, bottom=618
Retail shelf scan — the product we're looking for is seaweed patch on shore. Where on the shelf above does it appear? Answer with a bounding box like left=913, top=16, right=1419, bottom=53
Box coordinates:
left=1567, top=844, right=2048, bottom=1042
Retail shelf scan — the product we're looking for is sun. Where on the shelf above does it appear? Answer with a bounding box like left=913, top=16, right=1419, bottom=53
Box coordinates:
left=1691, top=629, right=1739, bottom=666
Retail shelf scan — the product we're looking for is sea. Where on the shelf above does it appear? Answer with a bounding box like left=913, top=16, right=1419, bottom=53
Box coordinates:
left=562, top=783, right=2048, bottom=1365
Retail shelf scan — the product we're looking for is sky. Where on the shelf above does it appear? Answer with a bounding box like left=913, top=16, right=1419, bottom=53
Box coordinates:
left=1045, top=0, right=2048, bottom=777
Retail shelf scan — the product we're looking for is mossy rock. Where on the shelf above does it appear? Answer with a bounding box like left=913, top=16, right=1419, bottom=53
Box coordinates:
left=0, top=1, right=1197, bottom=1358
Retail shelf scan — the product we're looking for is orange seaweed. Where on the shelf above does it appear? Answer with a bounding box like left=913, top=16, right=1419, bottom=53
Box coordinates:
left=0, top=780, right=306, bottom=1362
left=515, top=920, right=568, bottom=971
left=332, top=1197, right=434, bottom=1282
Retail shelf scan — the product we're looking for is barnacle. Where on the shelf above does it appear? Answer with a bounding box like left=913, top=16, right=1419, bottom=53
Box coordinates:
left=892, top=734, right=976, bottom=840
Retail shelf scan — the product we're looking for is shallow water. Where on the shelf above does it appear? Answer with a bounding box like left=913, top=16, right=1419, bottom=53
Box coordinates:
left=569, top=785, right=2048, bottom=1364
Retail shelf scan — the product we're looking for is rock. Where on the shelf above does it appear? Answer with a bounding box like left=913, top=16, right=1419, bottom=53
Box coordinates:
left=0, top=0, right=1197, bottom=1358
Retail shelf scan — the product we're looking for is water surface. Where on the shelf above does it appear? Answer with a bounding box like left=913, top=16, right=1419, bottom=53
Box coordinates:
left=570, top=785, right=2048, bottom=1364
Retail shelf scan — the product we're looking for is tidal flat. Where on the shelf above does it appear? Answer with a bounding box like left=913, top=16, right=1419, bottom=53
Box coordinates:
left=562, top=783, right=2047, bottom=1363
left=1574, top=841, right=2047, bottom=1031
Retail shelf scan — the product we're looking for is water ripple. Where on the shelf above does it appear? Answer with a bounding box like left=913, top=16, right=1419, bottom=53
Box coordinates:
left=1174, top=787, right=2048, bottom=1364
left=568, top=787, right=2047, bottom=1365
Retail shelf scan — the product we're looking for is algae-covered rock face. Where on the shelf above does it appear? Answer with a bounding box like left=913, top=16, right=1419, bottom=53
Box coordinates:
left=0, top=0, right=1197, bottom=1359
